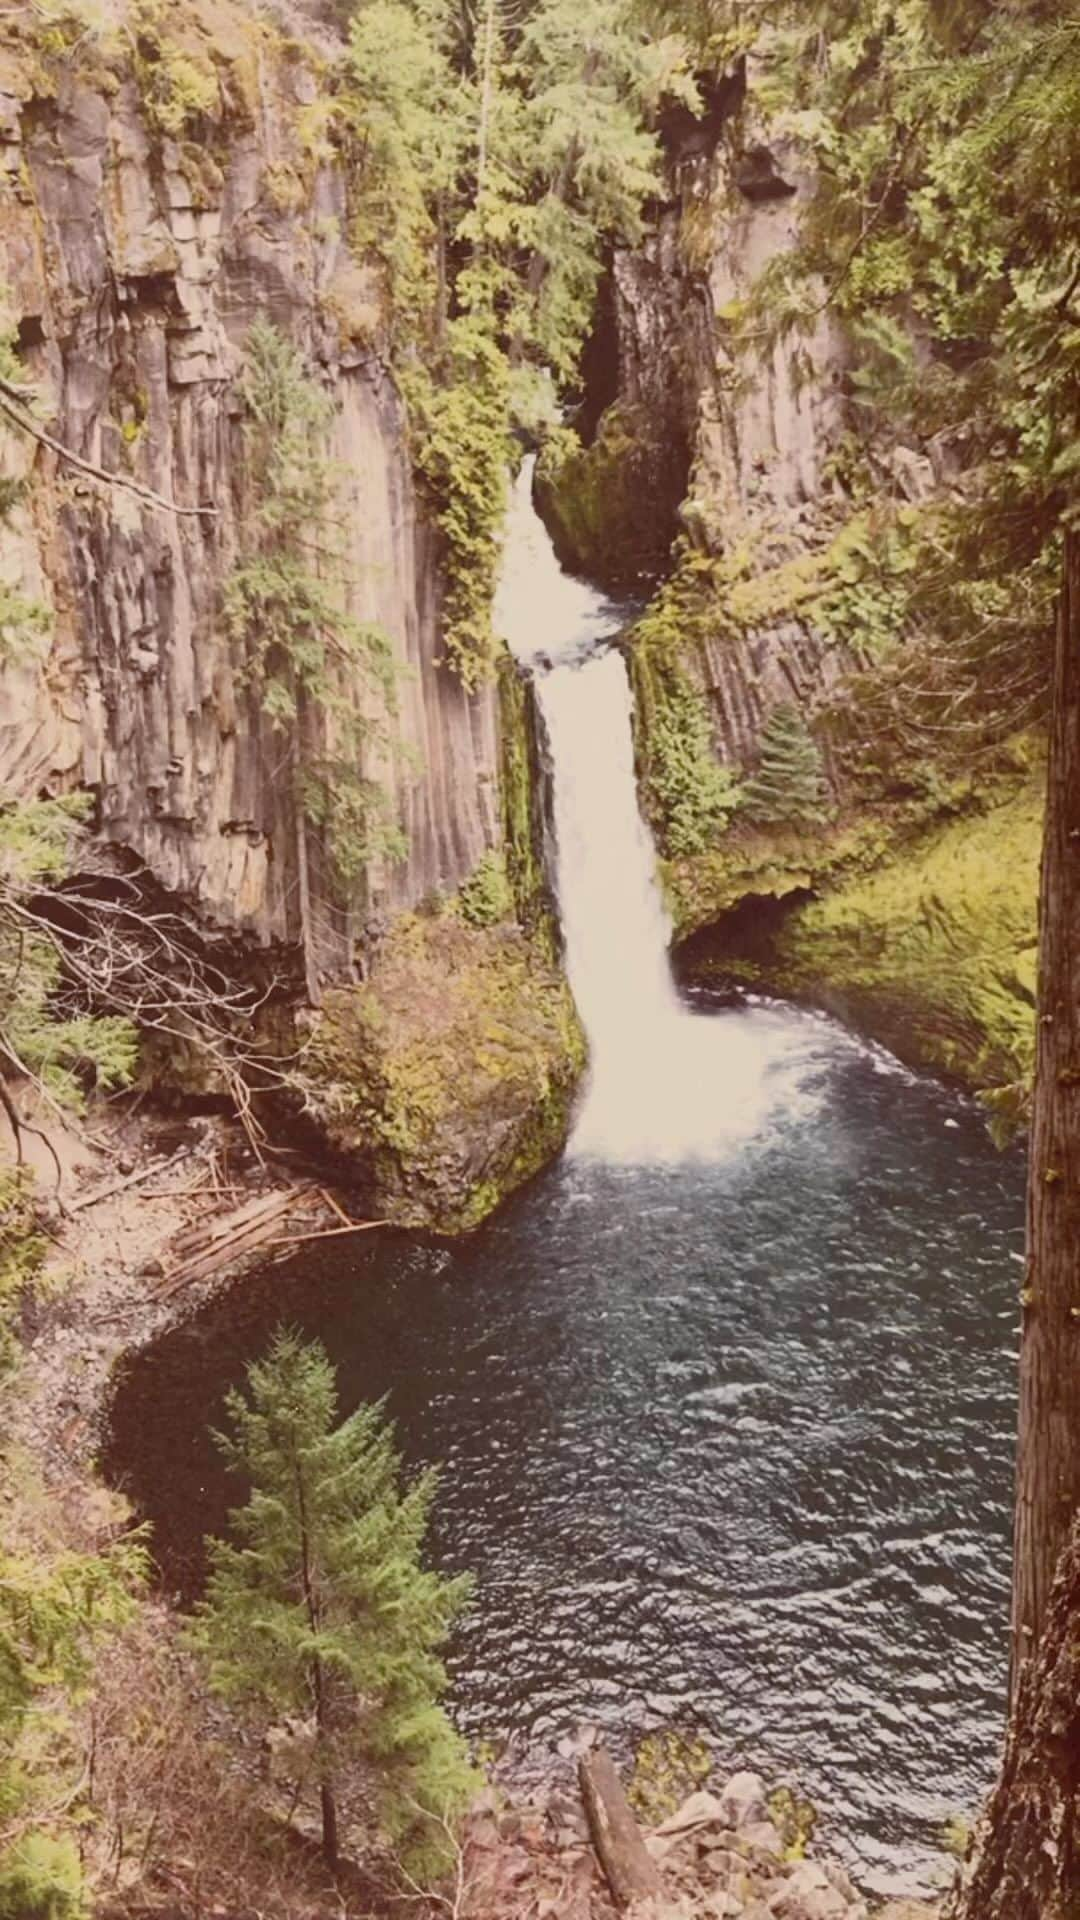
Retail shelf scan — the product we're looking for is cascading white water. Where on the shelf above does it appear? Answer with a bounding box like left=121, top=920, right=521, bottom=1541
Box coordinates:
left=496, top=460, right=817, bottom=1161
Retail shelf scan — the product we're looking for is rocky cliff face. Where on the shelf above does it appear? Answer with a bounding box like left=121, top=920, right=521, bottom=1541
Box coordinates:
left=537, top=59, right=1040, bottom=1096
left=541, top=64, right=858, bottom=764
left=0, top=0, right=583, bottom=1228
left=675, top=122, right=855, bottom=764
left=0, top=0, right=498, bottom=975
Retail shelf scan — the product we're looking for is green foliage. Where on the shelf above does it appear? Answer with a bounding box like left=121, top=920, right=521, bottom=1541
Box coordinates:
left=331, top=0, right=699, bottom=683
left=768, top=1785, right=817, bottom=1862
left=0, top=1534, right=144, bottom=1918
left=0, top=1834, right=85, bottom=1919
left=0, top=310, right=50, bottom=664
left=455, top=851, right=513, bottom=929
left=0, top=587, right=49, bottom=667
left=0, top=1171, right=45, bottom=1378
left=129, top=6, right=219, bottom=139
left=941, top=1812, right=972, bottom=1861
left=189, top=1331, right=476, bottom=1872
left=647, top=675, right=741, bottom=856
left=0, top=798, right=138, bottom=1116
left=227, top=322, right=406, bottom=889
left=978, top=1078, right=1031, bottom=1151
left=498, top=658, right=545, bottom=928
left=402, top=320, right=512, bottom=689
left=742, top=705, right=830, bottom=829
left=735, top=0, right=1080, bottom=744
left=340, top=0, right=464, bottom=331
left=627, top=1730, right=711, bottom=1827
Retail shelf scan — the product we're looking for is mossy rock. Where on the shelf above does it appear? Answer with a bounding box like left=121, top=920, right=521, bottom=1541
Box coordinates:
left=664, top=814, right=889, bottom=940
left=534, top=403, right=687, bottom=588
left=769, top=780, right=1042, bottom=1088
left=300, top=913, right=585, bottom=1233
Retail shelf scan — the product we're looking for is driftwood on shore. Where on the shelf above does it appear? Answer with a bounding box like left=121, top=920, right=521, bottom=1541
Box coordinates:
left=579, top=1747, right=663, bottom=1912
left=150, top=1185, right=315, bottom=1296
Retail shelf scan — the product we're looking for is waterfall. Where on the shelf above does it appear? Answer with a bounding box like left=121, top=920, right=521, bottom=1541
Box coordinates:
left=497, top=461, right=804, bottom=1162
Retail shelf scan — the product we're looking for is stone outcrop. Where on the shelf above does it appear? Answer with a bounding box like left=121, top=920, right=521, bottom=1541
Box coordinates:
left=459, top=1761, right=919, bottom=1920
left=0, top=0, right=498, bottom=975
left=539, top=60, right=858, bottom=766
left=301, top=909, right=584, bottom=1233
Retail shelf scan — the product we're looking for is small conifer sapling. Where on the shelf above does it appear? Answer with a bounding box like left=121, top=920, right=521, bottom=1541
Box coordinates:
left=742, top=703, right=830, bottom=828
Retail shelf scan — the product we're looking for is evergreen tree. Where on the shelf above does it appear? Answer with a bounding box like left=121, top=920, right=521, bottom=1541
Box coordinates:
left=742, top=704, right=829, bottom=828
left=189, top=1332, right=475, bottom=1873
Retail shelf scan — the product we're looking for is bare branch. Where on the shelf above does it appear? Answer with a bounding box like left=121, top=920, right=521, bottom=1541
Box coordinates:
left=0, top=379, right=216, bottom=520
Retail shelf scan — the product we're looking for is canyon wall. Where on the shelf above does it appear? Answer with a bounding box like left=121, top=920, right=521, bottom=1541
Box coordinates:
left=540, top=61, right=1040, bottom=1096
left=542, top=65, right=861, bottom=761
left=0, top=0, right=583, bottom=1229
left=0, top=0, right=498, bottom=985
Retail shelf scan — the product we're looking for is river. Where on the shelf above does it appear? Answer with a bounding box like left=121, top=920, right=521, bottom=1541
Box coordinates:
left=104, top=465, right=1024, bottom=1899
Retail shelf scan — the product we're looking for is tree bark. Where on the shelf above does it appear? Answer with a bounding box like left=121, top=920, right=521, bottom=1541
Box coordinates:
left=947, top=1516, right=1080, bottom=1919
left=1011, top=524, right=1080, bottom=1693
left=294, top=1453, right=338, bottom=1871
left=579, top=1747, right=662, bottom=1913
left=293, top=682, right=322, bottom=1010
left=320, top=1781, right=339, bottom=1872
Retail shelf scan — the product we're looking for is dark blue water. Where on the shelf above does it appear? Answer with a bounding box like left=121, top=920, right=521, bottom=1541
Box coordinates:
left=105, top=997, right=1022, bottom=1900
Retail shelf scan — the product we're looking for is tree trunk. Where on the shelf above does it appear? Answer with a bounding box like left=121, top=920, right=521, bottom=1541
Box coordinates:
left=293, top=683, right=322, bottom=1009
left=1011, top=524, right=1080, bottom=1692
left=294, top=1453, right=338, bottom=1871
left=475, top=0, right=498, bottom=209
left=320, top=1780, right=339, bottom=1871
left=947, top=1515, right=1080, bottom=1919
left=579, top=1747, right=662, bottom=1913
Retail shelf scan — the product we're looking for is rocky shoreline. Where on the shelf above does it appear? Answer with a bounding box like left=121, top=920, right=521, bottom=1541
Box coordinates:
left=456, top=1752, right=941, bottom=1919
left=12, top=1106, right=331, bottom=1490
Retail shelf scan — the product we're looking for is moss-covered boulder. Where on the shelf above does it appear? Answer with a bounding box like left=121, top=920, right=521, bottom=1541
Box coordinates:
left=300, top=912, right=585, bottom=1233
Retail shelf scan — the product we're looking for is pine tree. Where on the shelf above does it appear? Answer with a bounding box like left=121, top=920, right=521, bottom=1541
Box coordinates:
left=189, top=1332, right=475, bottom=1873
left=741, top=704, right=829, bottom=828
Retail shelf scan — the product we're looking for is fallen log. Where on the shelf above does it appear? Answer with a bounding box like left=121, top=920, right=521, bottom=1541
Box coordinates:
left=580, top=1747, right=662, bottom=1913
left=68, top=1146, right=192, bottom=1213
left=151, top=1185, right=315, bottom=1297
left=263, top=1218, right=388, bottom=1249
left=165, top=1185, right=298, bottom=1260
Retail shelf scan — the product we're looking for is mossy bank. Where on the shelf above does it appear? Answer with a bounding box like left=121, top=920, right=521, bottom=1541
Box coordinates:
left=674, top=775, right=1043, bottom=1096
